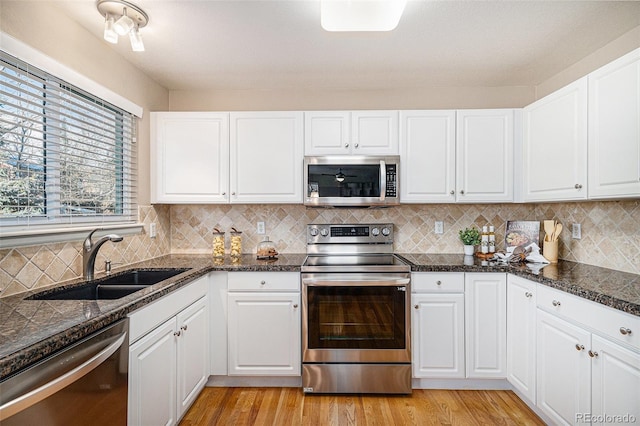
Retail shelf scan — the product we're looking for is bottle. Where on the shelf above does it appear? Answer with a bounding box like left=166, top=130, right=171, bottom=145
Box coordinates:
left=488, top=225, right=496, bottom=253
left=212, top=228, right=225, bottom=258
left=230, top=228, right=242, bottom=257
left=481, top=225, right=489, bottom=254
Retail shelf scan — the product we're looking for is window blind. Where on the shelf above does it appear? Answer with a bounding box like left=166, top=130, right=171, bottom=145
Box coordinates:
left=0, top=51, right=138, bottom=231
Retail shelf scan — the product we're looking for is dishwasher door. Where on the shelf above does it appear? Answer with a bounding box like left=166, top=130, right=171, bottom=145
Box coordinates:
left=0, top=318, right=129, bottom=426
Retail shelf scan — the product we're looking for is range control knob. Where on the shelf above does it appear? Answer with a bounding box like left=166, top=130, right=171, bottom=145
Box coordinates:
left=309, top=228, right=319, bottom=237
left=320, top=228, right=329, bottom=237
left=382, top=227, right=391, bottom=236
left=371, top=227, right=380, bottom=236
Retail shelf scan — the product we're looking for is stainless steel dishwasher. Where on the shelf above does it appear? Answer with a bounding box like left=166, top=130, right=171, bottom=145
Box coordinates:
left=0, top=318, right=129, bottom=425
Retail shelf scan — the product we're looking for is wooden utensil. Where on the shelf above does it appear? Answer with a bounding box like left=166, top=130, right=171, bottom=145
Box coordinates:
left=544, top=220, right=555, bottom=242
left=553, top=223, right=563, bottom=241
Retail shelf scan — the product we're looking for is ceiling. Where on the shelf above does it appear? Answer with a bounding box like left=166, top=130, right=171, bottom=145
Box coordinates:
left=50, top=0, right=640, bottom=92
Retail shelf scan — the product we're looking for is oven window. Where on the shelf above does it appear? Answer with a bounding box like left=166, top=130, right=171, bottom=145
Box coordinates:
left=307, top=286, right=406, bottom=349
left=307, top=164, right=381, bottom=197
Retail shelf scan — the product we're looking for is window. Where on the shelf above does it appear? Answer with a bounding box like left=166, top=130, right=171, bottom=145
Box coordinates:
left=0, top=51, right=137, bottom=232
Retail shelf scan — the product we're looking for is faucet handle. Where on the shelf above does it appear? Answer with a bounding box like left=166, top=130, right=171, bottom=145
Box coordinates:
left=84, top=228, right=102, bottom=250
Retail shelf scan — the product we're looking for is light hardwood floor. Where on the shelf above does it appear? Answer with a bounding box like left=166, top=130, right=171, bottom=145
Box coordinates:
left=180, top=387, right=546, bottom=425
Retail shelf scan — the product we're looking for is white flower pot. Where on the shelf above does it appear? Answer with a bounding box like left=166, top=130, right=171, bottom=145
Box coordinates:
left=463, top=245, right=475, bottom=256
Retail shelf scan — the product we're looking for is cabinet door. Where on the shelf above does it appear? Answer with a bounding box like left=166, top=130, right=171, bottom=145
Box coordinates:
left=151, top=112, right=229, bottom=203
left=465, top=273, right=507, bottom=378
left=176, top=297, right=209, bottom=420
left=228, top=292, right=301, bottom=376
left=588, top=48, right=640, bottom=199
left=523, top=79, right=588, bottom=201
left=412, top=293, right=465, bottom=378
left=506, top=275, right=537, bottom=403
left=400, top=110, right=456, bottom=202
left=456, top=110, right=514, bottom=202
left=536, top=310, right=591, bottom=426
left=351, top=110, right=399, bottom=155
left=304, top=111, right=351, bottom=155
left=591, top=334, right=640, bottom=425
left=129, top=318, right=177, bottom=426
left=230, top=112, right=303, bottom=203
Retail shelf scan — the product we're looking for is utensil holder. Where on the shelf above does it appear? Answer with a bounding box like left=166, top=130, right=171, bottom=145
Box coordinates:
left=543, top=240, right=558, bottom=263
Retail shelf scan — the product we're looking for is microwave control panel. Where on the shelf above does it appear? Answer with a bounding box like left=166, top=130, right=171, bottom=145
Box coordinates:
left=385, top=164, right=397, bottom=197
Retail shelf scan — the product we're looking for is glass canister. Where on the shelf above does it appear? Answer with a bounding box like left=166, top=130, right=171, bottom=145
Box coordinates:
left=256, top=236, right=278, bottom=259
left=212, top=228, right=225, bottom=258
left=230, top=228, right=242, bottom=257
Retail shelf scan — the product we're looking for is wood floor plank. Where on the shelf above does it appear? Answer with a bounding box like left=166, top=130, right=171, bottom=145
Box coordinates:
left=180, top=387, right=545, bottom=426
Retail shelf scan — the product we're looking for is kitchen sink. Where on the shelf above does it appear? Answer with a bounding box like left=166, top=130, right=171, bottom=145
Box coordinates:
left=27, top=268, right=191, bottom=300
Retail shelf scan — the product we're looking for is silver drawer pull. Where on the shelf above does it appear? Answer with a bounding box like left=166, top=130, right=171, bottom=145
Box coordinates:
left=552, top=300, right=561, bottom=307
left=436, top=280, right=442, bottom=286
left=588, top=350, right=599, bottom=358
left=260, top=280, right=266, bottom=285
left=525, top=292, right=533, bottom=298
left=174, top=330, right=181, bottom=337
left=575, top=344, right=584, bottom=351
left=293, top=304, right=299, bottom=309
left=619, top=327, right=632, bottom=336
left=181, top=325, right=188, bottom=331
left=414, top=305, right=419, bottom=309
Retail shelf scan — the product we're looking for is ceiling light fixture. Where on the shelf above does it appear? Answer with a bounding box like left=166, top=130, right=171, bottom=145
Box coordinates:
left=320, top=0, right=407, bottom=32
left=97, top=0, right=149, bottom=52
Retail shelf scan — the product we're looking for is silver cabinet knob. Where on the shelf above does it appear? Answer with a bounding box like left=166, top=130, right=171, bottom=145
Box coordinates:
left=436, top=280, right=442, bottom=286
left=260, top=280, right=266, bottom=285
left=354, top=143, right=359, bottom=148
left=620, top=327, right=633, bottom=335
left=575, top=184, right=583, bottom=189
left=414, top=304, right=419, bottom=309
left=460, top=190, right=465, bottom=195
left=174, top=330, right=181, bottom=337
left=552, top=300, right=561, bottom=307
left=575, top=344, right=584, bottom=351
left=222, top=192, right=226, bottom=196
left=345, top=143, right=349, bottom=148
left=588, top=350, right=599, bottom=358
left=525, top=292, right=533, bottom=298
left=181, top=325, right=188, bottom=331
left=232, top=191, right=236, bottom=196
left=293, top=304, right=298, bottom=309
left=450, top=190, right=455, bottom=195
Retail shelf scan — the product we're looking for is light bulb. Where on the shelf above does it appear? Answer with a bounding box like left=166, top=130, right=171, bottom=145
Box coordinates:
left=103, top=14, right=118, bottom=44
left=113, top=8, right=134, bottom=36
left=129, top=26, right=145, bottom=52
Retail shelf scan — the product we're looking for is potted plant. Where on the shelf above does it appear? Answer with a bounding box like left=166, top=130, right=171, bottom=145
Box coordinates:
left=459, top=227, right=481, bottom=255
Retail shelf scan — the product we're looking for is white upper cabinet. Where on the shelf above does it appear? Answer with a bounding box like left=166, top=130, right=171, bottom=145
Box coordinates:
left=456, top=109, right=515, bottom=203
left=522, top=78, right=588, bottom=201
left=230, top=112, right=303, bottom=203
left=588, top=48, right=640, bottom=199
left=305, top=110, right=399, bottom=155
left=151, top=112, right=229, bottom=203
left=400, top=110, right=456, bottom=203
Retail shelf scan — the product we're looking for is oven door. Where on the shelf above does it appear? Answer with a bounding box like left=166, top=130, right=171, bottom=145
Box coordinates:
left=302, top=273, right=410, bottom=363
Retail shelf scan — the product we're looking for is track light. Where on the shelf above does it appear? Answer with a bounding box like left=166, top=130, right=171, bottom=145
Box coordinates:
left=97, top=0, right=148, bottom=52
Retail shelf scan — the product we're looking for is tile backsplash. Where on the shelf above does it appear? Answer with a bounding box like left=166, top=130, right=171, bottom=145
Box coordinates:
left=1, top=200, right=638, bottom=297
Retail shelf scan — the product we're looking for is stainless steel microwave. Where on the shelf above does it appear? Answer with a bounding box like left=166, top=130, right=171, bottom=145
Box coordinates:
left=303, top=156, right=400, bottom=207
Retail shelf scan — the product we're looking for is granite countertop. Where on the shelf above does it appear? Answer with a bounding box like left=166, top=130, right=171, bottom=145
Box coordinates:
left=1, top=252, right=638, bottom=381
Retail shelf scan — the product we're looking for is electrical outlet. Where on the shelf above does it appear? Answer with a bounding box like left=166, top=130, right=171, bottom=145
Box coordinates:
left=572, top=223, right=582, bottom=239
left=434, top=221, right=444, bottom=234
left=257, top=221, right=266, bottom=235
left=149, top=222, right=157, bottom=238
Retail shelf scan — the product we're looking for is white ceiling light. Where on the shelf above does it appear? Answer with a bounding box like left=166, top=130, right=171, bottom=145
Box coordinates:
left=321, top=0, right=407, bottom=32
left=97, top=0, right=149, bottom=51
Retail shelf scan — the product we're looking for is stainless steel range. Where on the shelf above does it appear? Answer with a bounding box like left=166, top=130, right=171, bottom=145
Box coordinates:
left=301, top=223, right=411, bottom=394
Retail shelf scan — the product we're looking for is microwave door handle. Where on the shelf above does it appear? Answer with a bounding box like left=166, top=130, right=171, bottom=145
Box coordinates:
left=379, top=160, right=386, bottom=201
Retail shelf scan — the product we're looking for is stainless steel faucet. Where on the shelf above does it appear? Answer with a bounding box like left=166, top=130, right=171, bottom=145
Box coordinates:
left=82, top=229, right=123, bottom=280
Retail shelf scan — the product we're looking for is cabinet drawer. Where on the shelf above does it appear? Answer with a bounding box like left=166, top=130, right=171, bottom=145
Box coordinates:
left=412, top=272, right=464, bottom=293
left=228, top=272, right=300, bottom=291
left=537, top=284, right=640, bottom=350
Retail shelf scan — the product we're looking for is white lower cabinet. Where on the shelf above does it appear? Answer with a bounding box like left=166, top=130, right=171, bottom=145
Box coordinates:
left=411, top=272, right=465, bottom=378
left=465, top=273, right=507, bottom=378
left=506, top=275, right=537, bottom=402
left=227, top=272, right=301, bottom=376
left=536, top=285, right=640, bottom=425
left=128, top=277, right=210, bottom=426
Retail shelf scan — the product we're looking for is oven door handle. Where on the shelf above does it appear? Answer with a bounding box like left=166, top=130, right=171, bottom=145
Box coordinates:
left=302, top=277, right=410, bottom=287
